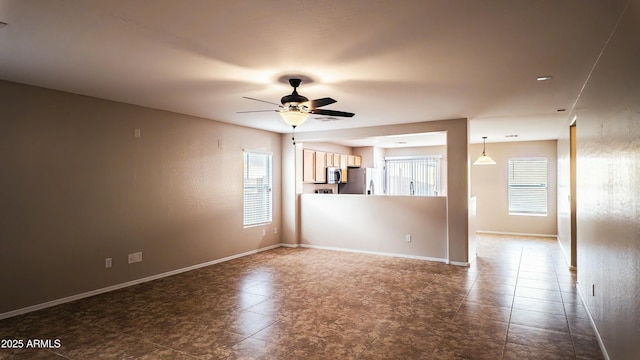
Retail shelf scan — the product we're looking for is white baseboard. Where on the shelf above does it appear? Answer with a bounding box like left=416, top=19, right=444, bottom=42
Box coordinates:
left=476, top=230, right=558, bottom=239
left=0, top=243, right=282, bottom=321
left=279, top=243, right=300, bottom=248
left=299, top=243, right=448, bottom=264
left=576, top=284, right=610, bottom=360
left=555, top=237, right=577, bottom=271
left=449, top=260, right=471, bottom=267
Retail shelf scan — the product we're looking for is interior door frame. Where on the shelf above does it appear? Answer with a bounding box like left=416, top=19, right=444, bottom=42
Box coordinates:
left=570, top=122, right=577, bottom=269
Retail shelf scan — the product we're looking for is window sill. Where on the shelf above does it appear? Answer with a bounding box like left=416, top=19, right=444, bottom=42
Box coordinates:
left=508, top=212, right=547, bottom=217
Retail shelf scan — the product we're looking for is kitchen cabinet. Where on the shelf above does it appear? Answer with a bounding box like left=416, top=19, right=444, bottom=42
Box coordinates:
left=347, top=155, right=362, bottom=167
left=315, top=151, right=327, bottom=183
left=340, top=154, right=348, bottom=183
left=303, top=149, right=315, bottom=183
left=329, top=153, right=338, bottom=166
left=326, top=152, right=335, bottom=167
left=303, top=149, right=360, bottom=184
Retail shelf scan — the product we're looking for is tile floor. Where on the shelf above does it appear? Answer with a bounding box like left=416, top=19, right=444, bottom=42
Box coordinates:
left=0, top=234, right=604, bottom=359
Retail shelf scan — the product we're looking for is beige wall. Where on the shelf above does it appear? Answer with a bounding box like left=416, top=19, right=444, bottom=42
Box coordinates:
left=560, top=2, right=640, bottom=358
left=280, top=139, right=302, bottom=246
left=470, top=140, right=558, bottom=236
left=301, top=195, right=448, bottom=260
left=0, top=81, right=282, bottom=314
left=352, top=146, right=376, bottom=168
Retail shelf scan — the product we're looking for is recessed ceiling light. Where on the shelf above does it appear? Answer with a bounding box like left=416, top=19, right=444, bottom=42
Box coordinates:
left=0, top=22, right=8, bottom=29
left=396, top=141, right=407, bottom=144
left=536, top=76, right=552, bottom=81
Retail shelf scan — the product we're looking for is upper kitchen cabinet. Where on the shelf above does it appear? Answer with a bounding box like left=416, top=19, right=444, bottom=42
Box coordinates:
left=303, top=149, right=328, bottom=183
left=347, top=155, right=362, bottom=167
left=303, top=148, right=361, bottom=184
left=327, top=153, right=341, bottom=167
left=303, top=149, right=315, bottom=183
left=327, top=153, right=338, bottom=167
left=315, top=151, right=327, bottom=183
left=340, top=154, right=348, bottom=183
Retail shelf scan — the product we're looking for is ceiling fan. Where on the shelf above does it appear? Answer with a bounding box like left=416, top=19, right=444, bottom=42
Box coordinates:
left=238, top=78, right=355, bottom=130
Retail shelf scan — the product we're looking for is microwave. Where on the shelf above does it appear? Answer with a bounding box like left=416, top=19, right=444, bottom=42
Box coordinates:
left=327, top=167, right=342, bottom=184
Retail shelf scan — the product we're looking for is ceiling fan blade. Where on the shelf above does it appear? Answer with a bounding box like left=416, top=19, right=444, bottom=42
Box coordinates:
left=237, top=110, right=279, bottom=113
left=310, top=109, right=355, bottom=117
left=242, top=96, right=281, bottom=106
left=303, top=97, right=336, bottom=109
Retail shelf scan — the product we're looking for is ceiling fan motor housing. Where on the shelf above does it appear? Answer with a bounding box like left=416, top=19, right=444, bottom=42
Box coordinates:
left=280, top=93, right=308, bottom=106
left=281, top=78, right=308, bottom=106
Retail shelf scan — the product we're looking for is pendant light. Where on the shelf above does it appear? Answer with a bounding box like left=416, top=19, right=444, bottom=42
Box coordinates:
left=473, top=136, right=496, bottom=165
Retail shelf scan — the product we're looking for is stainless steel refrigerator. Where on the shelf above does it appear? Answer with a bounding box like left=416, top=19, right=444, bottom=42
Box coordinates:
left=338, top=168, right=382, bottom=194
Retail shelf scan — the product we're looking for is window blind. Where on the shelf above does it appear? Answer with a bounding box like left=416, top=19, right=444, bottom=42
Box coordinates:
left=385, top=157, right=441, bottom=196
left=243, top=152, right=272, bottom=227
left=508, top=158, right=547, bottom=215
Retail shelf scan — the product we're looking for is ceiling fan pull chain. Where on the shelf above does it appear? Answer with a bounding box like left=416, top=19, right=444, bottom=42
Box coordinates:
left=292, top=125, right=296, bottom=145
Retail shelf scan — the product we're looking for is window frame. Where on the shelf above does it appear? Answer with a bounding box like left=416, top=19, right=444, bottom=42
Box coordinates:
left=384, top=155, right=442, bottom=196
left=507, top=157, right=548, bottom=216
left=242, top=151, right=273, bottom=227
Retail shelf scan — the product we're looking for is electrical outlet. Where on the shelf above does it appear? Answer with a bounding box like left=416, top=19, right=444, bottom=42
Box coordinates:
left=405, top=234, right=412, bottom=242
left=105, top=258, right=112, bottom=268
left=128, top=252, right=142, bottom=264
left=274, top=227, right=278, bottom=234
left=262, top=229, right=266, bottom=237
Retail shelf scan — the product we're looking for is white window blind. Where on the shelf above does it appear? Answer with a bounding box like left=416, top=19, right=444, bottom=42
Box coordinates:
left=508, top=158, right=548, bottom=215
left=385, top=157, right=441, bottom=196
left=243, top=152, right=272, bottom=227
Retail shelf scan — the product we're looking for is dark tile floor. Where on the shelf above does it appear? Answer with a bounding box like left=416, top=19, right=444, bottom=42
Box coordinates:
left=0, top=234, right=604, bottom=359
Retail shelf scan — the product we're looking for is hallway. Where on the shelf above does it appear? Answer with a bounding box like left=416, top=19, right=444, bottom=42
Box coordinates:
left=469, top=234, right=601, bottom=359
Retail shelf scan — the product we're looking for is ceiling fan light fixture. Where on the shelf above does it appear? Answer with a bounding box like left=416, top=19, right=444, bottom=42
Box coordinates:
left=473, top=136, right=496, bottom=165
left=279, top=107, right=309, bottom=127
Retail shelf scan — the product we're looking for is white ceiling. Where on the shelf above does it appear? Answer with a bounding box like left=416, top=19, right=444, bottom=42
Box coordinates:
left=0, top=1, right=626, bottom=145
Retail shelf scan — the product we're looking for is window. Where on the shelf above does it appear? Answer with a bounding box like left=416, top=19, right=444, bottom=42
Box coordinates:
left=243, top=151, right=272, bottom=227
left=385, top=156, right=441, bottom=196
left=508, top=158, right=547, bottom=215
